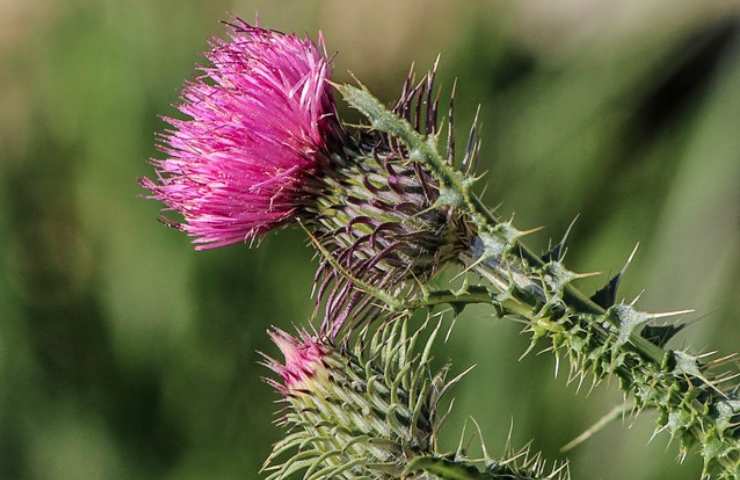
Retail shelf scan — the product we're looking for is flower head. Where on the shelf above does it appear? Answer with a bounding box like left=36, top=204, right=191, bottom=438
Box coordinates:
left=141, top=19, right=336, bottom=249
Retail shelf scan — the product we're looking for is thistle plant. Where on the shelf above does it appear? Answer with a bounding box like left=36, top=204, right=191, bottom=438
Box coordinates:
left=142, top=18, right=739, bottom=480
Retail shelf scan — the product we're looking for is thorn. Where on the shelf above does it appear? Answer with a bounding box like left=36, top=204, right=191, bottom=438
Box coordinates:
left=648, top=309, right=695, bottom=320
left=518, top=225, right=546, bottom=238
left=536, top=346, right=555, bottom=356
left=624, top=242, right=640, bottom=269
left=444, top=315, right=459, bottom=343
left=706, top=353, right=738, bottom=368
left=648, top=423, right=667, bottom=444
left=474, top=184, right=489, bottom=203
left=519, top=339, right=538, bottom=361
left=560, top=214, right=580, bottom=248
left=469, top=417, right=490, bottom=460
left=505, top=417, right=515, bottom=452
left=455, top=419, right=469, bottom=457
left=629, top=289, right=645, bottom=306
left=575, top=370, right=586, bottom=394
left=572, top=271, right=602, bottom=281
left=463, top=105, right=481, bottom=173
left=447, top=77, right=458, bottom=165
left=714, top=372, right=740, bottom=385
left=696, top=350, right=718, bottom=359
left=451, top=255, right=488, bottom=282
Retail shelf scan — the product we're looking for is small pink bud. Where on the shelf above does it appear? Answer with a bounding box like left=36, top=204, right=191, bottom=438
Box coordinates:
left=266, top=328, right=327, bottom=393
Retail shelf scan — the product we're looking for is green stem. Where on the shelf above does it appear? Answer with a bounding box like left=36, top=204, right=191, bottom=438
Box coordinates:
left=471, top=197, right=668, bottom=366
left=409, top=285, right=535, bottom=321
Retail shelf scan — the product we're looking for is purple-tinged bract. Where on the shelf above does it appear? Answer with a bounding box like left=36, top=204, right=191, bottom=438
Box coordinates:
left=141, top=19, right=336, bottom=250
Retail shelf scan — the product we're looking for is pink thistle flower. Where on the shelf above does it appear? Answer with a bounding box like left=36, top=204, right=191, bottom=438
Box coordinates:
left=264, top=328, right=327, bottom=393
left=140, top=19, right=336, bottom=250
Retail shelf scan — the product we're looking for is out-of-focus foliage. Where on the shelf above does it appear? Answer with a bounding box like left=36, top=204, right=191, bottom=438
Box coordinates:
left=1, top=1, right=738, bottom=479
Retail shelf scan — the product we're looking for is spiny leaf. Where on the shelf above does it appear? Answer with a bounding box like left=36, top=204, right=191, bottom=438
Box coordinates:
left=590, top=244, right=639, bottom=308
left=641, top=323, right=687, bottom=348
left=590, top=272, right=622, bottom=309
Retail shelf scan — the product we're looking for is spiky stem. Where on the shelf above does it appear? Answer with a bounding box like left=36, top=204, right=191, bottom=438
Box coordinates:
left=337, top=83, right=740, bottom=479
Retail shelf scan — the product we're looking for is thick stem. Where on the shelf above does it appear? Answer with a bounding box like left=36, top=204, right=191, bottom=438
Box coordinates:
left=469, top=197, right=669, bottom=366
left=466, top=241, right=739, bottom=478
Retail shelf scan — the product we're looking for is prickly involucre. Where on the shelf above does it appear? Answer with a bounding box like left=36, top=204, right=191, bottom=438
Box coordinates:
left=263, top=321, right=448, bottom=479
left=141, top=19, right=336, bottom=249
left=263, top=321, right=570, bottom=480
left=311, top=65, right=474, bottom=338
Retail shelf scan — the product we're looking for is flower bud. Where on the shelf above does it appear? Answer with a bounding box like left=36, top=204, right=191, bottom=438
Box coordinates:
left=263, top=322, right=570, bottom=480
left=311, top=69, right=474, bottom=336
left=262, top=321, right=449, bottom=479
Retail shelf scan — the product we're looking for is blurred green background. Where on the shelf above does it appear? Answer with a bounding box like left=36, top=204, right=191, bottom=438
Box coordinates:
left=1, top=1, right=739, bottom=479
